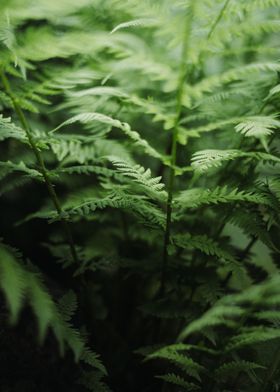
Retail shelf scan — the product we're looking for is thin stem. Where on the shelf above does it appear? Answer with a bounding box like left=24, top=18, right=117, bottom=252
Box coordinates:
left=160, top=1, right=195, bottom=296
left=207, top=0, right=232, bottom=39
left=0, top=70, right=78, bottom=264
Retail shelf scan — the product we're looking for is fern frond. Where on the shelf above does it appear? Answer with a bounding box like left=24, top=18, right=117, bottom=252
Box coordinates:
left=191, top=149, right=280, bottom=173
left=185, top=116, right=244, bottom=135
left=0, top=161, right=42, bottom=181
left=79, top=370, right=111, bottom=392
left=109, top=158, right=167, bottom=200
left=0, top=244, right=25, bottom=323
left=0, top=242, right=83, bottom=359
left=178, top=303, right=245, bottom=341
left=52, top=112, right=162, bottom=160
left=266, top=84, right=280, bottom=99
left=173, top=233, right=242, bottom=272
left=111, top=18, right=156, bottom=34
left=228, top=208, right=277, bottom=251
left=52, top=112, right=126, bottom=133
left=32, top=189, right=165, bottom=228
left=57, top=290, right=78, bottom=322
left=0, top=115, right=26, bottom=142
left=81, top=349, right=107, bottom=376
left=227, top=327, right=280, bottom=351
left=67, top=86, right=128, bottom=99
left=191, top=149, right=242, bottom=173
left=188, top=63, right=280, bottom=100
left=148, top=346, right=204, bottom=381
left=235, top=115, right=280, bottom=138
left=156, top=373, right=199, bottom=391
left=56, top=164, right=124, bottom=181
left=175, top=186, right=270, bottom=209
left=215, top=360, right=265, bottom=377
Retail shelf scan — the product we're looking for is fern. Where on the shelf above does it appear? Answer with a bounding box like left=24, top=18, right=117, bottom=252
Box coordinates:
left=109, top=157, right=167, bottom=200
left=215, top=360, right=265, bottom=377
left=235, top=115, right=280, bottom=138
left=1, top=0, right=280, bottom=390
left=175, top=186, right=270, bottom=209
left=191, top=149, right=280, bottom=173
left=0, top=242, right=82, bottom=358
left=0, top=115, right=26, bottom=141
left=52, top=112, right=127, bottom=133
left=156, top=373, right=200, bottom=391
left=110, top=18, right=156, bottom=34
left=148, top=345, right=204, bottom=381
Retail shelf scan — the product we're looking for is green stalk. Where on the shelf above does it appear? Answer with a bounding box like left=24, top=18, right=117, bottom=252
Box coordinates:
left=207, top=0, right=232, bottom=39
left=0, top=70, right=78, bottom=264
left=160, top=1, right=195, bottom=295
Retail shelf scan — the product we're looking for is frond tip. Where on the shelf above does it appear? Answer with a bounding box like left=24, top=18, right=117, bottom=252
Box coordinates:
left=235, top=115, right=280, bottom=138
left=110, top=18, right=156, bottom=34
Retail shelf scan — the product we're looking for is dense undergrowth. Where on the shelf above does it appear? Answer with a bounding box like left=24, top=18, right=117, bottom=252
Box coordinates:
left=1, top=0, right=280, bottom=391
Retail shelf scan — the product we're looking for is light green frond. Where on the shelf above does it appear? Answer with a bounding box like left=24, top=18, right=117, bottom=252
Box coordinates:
left=191, top=149, right=242, bottom=173
left=191, top=149, right=280, bottom=173
left=188, top=63, right=280, bottom=100
left=111, top=18, right=157, bottom=34
left=109, top=158, right=167, bottom=200
left=0, top=115, right=26, bottom=141
left=235, top=115, right=280, bottom=138
left=0, top=161, right=42, bottom=181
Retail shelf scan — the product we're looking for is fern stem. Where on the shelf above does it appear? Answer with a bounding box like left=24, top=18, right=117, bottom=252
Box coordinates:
left=207, top=0, right=232, bottom=39
left=0, top=70, right=78, bottom=265
left=160, top=1, right=195, bottom=295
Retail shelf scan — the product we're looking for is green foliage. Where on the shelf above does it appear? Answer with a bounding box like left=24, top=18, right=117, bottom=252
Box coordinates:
left=1, top=0, right=280, bottom=390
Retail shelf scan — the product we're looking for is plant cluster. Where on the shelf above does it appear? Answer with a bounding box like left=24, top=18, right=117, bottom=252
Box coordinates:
left=1, top=0, right=280, bottom=391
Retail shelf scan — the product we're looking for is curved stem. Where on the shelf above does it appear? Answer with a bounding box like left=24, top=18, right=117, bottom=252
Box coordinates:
left=160, top=0, right=196, bottom=296
left=0, top=70, right=78, bottom=265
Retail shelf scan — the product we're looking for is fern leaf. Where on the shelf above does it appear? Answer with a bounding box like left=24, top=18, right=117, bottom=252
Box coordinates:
left=235, top=115, right=280, bottom=138
left=0, top=161, right=42, bottom=181
left=52, top=112, right=126, bottom=133
left=179, top=304, right=245, bottom=341
left=81, top=349, right=108, bottom=376
left=111, top=18, right=156, bottom=34
left=156, top=373, right=199, bottom=390
left=0, top=115, right=26, bottom=142
left=148, top=345, right=204, bottom=381
left=34, top=189, right=165, bottom=228
left=189, top=63, right=280, bottom=100
left=175, top=186, right=270, bottom=209
left=173, top=233, right=242, bottom=273
left=191, top=149, right=242, bottom=173
left=52, top=113, right=162, bottom=160
left=191, top=149, right=280, bottom=173
left=0, top=242, right=94, bottom=363
left=0, top=245, right=25, bottom=323
left=109, top=157, right=167, bottom=200
left=227, top=327, right=280, bottom=351
left=68, top=86, right=128, bottom=99
left=215, top=360, right=265, bottom=377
